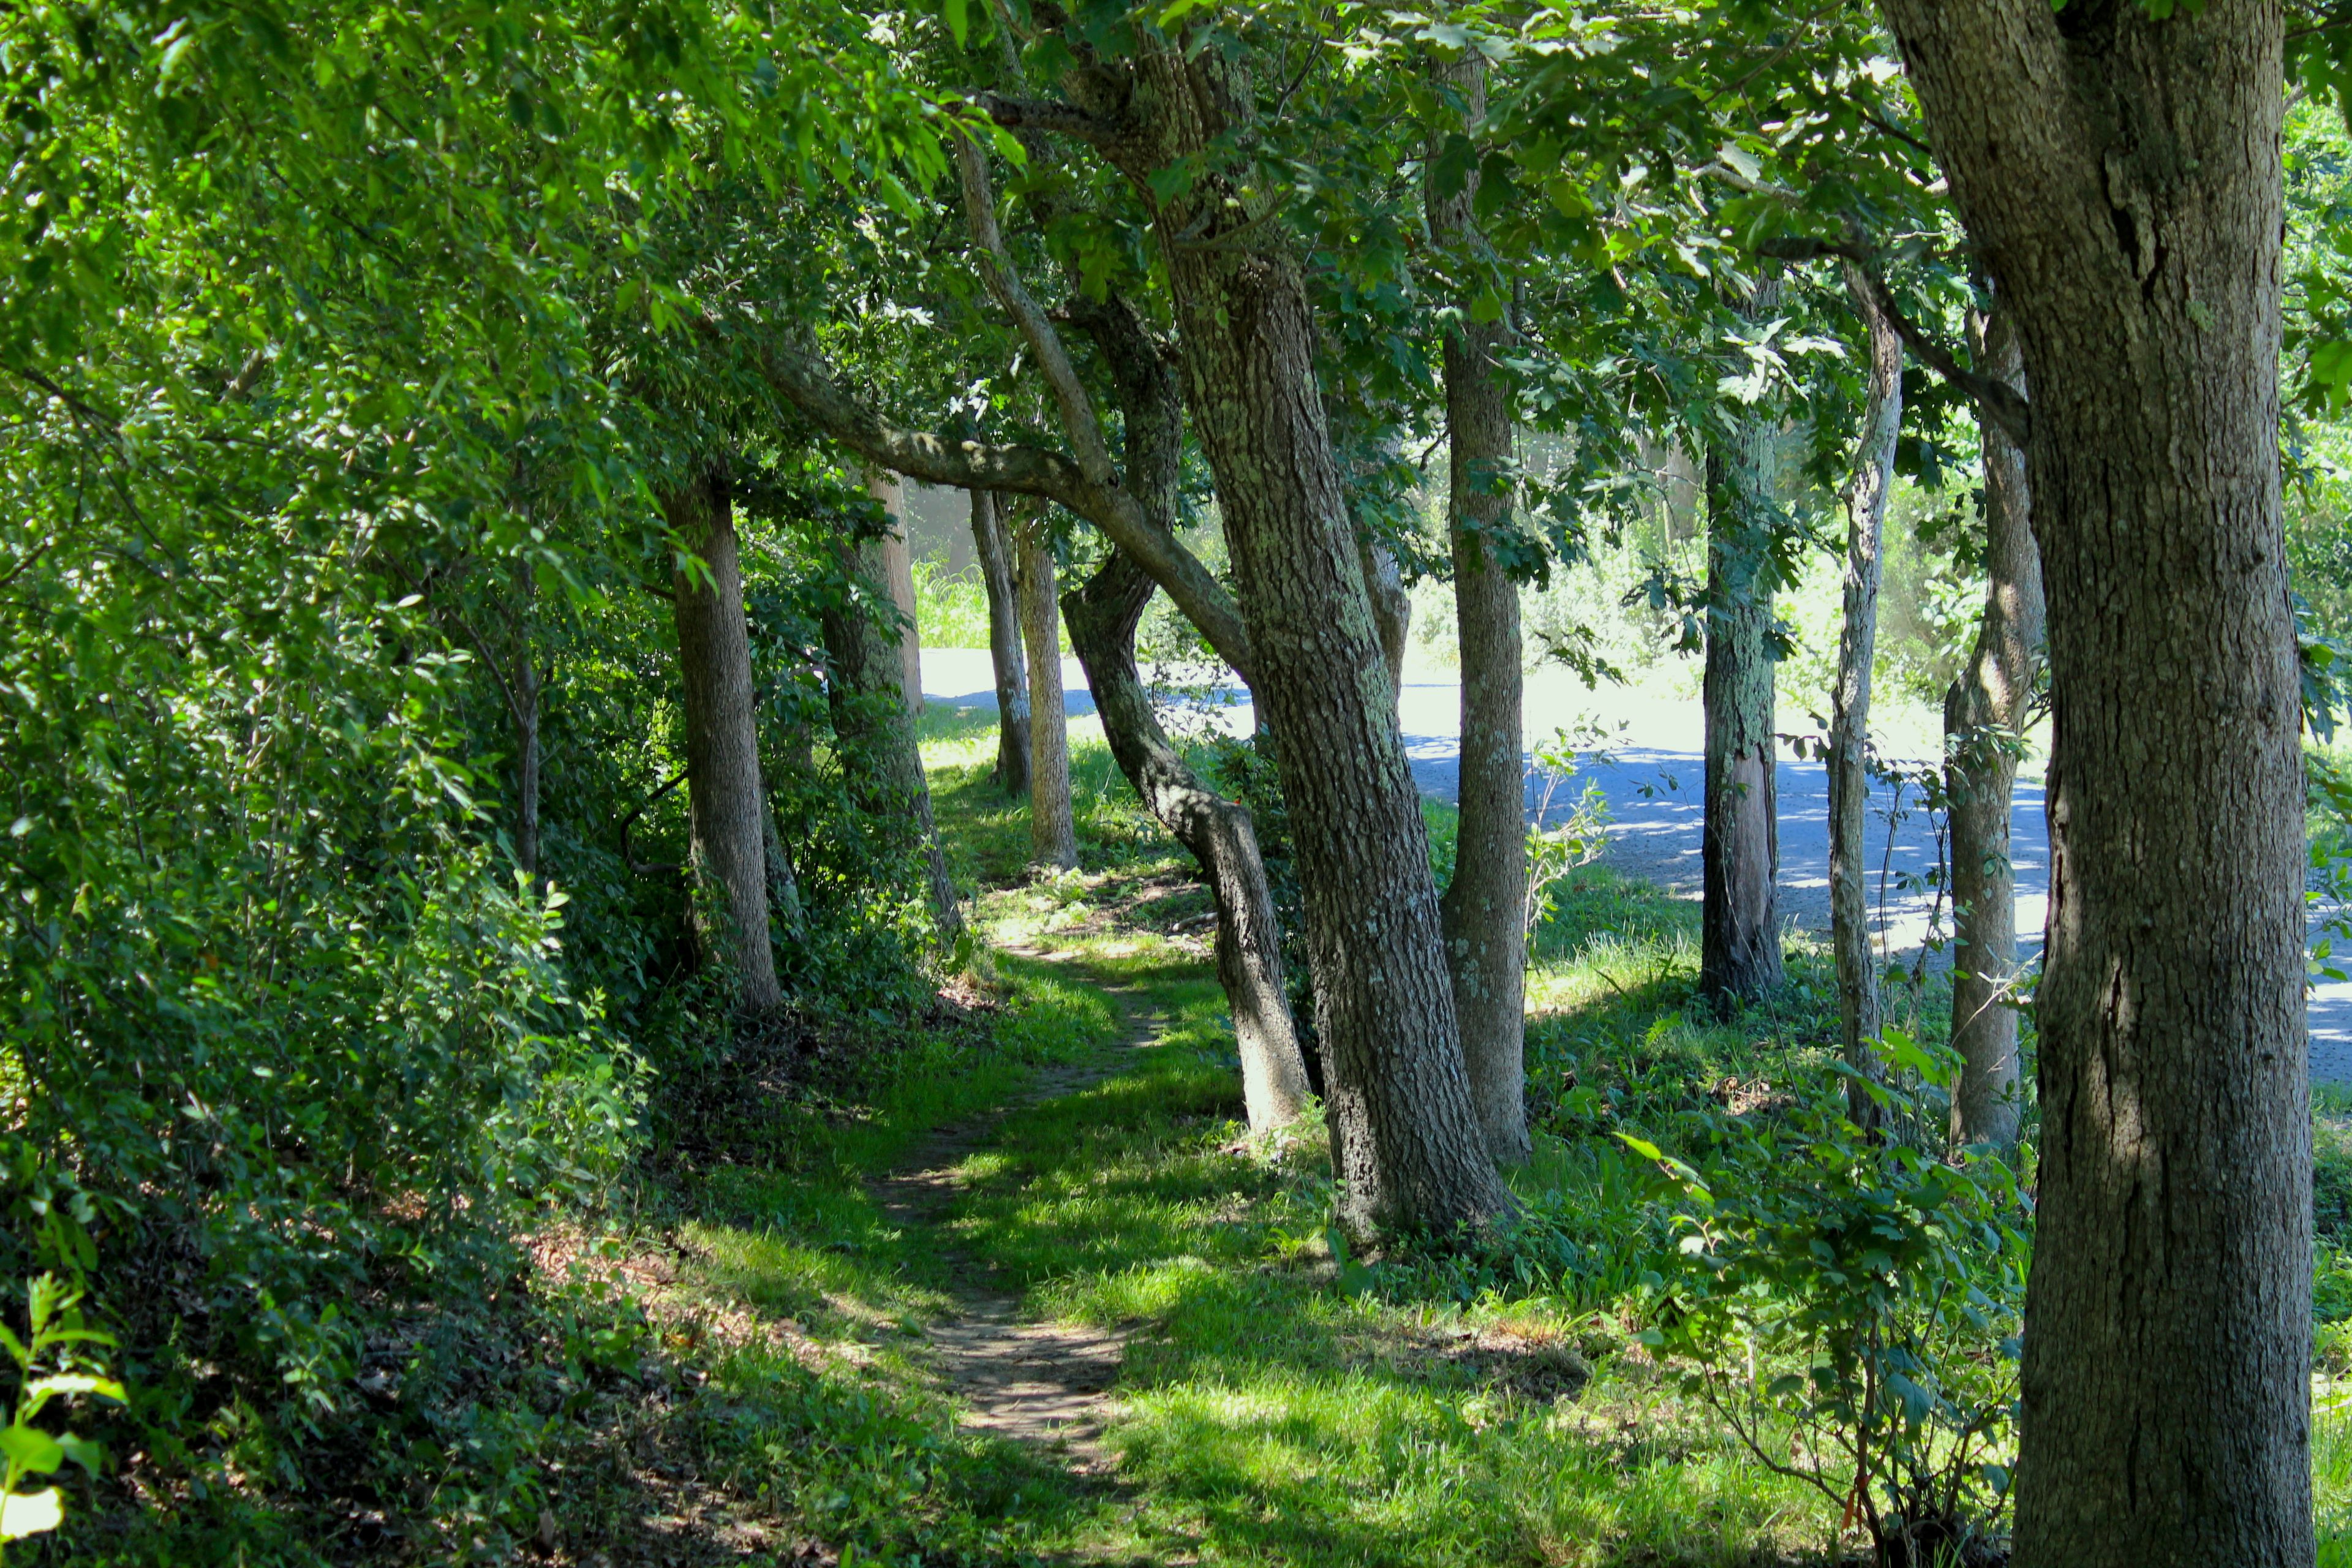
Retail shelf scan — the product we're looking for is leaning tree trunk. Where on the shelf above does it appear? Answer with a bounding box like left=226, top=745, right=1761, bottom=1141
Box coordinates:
left=1945, top=298, right=2041, bottom=1153
left=1068, top=549, right=1314, bottom=1129
left=1428, top=47, right=1529, bottom=1167
left=970, top=489, right=1032, bottom=797
left=1698, top=279, right=1787, bottom=1006
left=820, top=529, right=965, bottom=944
left=864, top=467, right=924, bottom=717
left=1014, top=503, right=1079, bottom=870
left=1061, top=38, right=1508, bottom=1238
left=1881, top=4, right=2309, bottom=1562
left=1061, top=289, right=1313, bottom=1131
left=662, top=465, right=783, bottom=1012
left=1827, top=258, right=1903, bottom=1131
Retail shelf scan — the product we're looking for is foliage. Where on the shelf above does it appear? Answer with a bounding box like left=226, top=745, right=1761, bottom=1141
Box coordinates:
left=1523, top=727, right=1614, bottom=943
left=1630, top=1038, right=2027, bottom=1566
left=0, top=1276, right=118, bottom=1559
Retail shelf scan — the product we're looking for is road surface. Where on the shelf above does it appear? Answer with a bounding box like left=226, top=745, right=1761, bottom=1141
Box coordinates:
left=919, top=646, right=2352, bottom=1085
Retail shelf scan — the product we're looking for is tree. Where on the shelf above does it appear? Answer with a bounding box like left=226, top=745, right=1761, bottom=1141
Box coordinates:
left=863, top=468, right=925, bottom=716
left=986, top=24, right=1510, bottom=1236
left=820, top=513, right=966, bottom=947
left=1698, top=275, right=1788, bottom=1006
left=1013, top=499, right=1079, bottom=870
left=1826, top=259, right=1903, bottom=1128
left=1878, top=3, right=2310, bottom=1561
left=1945, top=297, right=2040, bottom=1152
left=970, top=489, right=1033, bottom=796
left=663, top=463, right=785, bottom=1012
left=1427, top=47, right=1531, bottom=1167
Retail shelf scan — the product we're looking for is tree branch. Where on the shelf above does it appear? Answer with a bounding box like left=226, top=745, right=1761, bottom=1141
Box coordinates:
left=953, top=132, right=1120, bottom=489
left=976, top=92, right=1113, bottom=148
left=1755, top=236, right=2030, bottom=445
left=731, top=325, right=1257, bottom=686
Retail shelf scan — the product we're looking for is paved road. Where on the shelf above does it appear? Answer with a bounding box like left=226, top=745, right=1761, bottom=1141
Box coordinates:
left=921, top=647, right=2352, bottom=1084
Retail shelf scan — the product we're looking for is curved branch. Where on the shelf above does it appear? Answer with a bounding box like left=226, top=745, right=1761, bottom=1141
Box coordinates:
left=619, top=768, right=688, bottom=876
left=1755, top=236, right=2030, bottom=446
left=953, top=132, right=1120, bottom=489
left=734, top=328, right=1257, bottom=688
left=976, top=92, right=1113, bottom=148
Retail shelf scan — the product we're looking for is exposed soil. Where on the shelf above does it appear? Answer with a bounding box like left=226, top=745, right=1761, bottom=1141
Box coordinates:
left=865, top=989, right=1165, bottom=1473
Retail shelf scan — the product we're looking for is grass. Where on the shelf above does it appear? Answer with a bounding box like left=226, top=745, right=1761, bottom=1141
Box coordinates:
left=198, top=712, right=2342, bottom=1566
left=571, top=725, right=1856, bottom=1565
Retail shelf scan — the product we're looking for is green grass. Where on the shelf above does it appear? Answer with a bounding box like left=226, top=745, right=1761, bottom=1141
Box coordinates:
left=530, top=720, right=2352, bottom=1566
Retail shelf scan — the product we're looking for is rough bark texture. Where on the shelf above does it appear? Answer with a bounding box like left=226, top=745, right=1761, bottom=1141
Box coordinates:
left=1061, top=292, right=1314, bottom=1131
left=1012, top=37, right=1509, bottom=1237
left=970, top=489, right=1032, bottom=797
left=1428, top=49, right=1529, bottom=1167
left=820, top=529, right=965, bottom=944
left=864, top=468, right=924, bottom=717
left=1359, top=537, right=1412, bottom=704
left=1879, top=4, right=2309, bottom=1562
left=1945, top=300, right=2041, bottom=1152
left=1014, top=504, right=1078, bottom=871
left=1698, top=279, right=1786, bottom=1006
left=662, top=466, right=783, bottom=1012
left=1828, top=260, right=1902, bottom=1130
left=1069, top=549, right=1314, bottom=1129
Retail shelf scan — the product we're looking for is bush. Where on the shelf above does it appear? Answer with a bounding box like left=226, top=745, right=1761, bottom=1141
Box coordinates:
left=1630, top=1036, right=2027, bottom=1567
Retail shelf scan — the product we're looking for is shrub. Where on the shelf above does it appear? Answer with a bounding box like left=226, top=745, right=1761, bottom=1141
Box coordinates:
left=1630, top=1036, right=2027, bottom=1567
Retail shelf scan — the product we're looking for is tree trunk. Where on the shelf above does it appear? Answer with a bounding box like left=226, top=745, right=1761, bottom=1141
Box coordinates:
left=971, top=489, right=1032, bottom=797
left=820, top=528, right=965, bottom=945
left=1014, top=503, right=1078, bottom=870
left=662, top=465, right=783, bottom=1012
left=1061, top=289, right=1313, bottom=1131
left=1698, top=279, right=1786, bottom=1006
left=1359, top=535, right=1412, bottom=704
left=510, top=557, right=543, bottom=882
left=1003, top=31, right=1508, bottom=1238
left=1880, top=5, right=2309, bottom=1562
left=1428, top=48, right=1529, bottom=1167
left=1828, top=258, right=1902, bottom=1130
left=1068, top=549, right=1314, bottom=1129
left=1945, top=298, right=2041, bottom=1153
left=864, top=467, right=924, bottom=717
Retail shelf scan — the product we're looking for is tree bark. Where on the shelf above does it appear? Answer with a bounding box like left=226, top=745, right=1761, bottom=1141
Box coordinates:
left=1698, top=277, right=1787, bottom=1006
left=1428, top=48, right=1529, bottom=1167
left=1061, top=290, right=1314, bottom=1132
left=1879, top=4, right=2309, bottom=1562
left=1023, top=38, right=1508, bottom=1237
left=820, top=527, right=965, bottom=945
left=1068, top=549, right=1314, bottom=1129
left=1359, top=535, right=1412, bottom=704
left=1828, top=258, right=1902, bottom=1130
left=970, top=489, right=1032, bottom=797
left=864, top=467, right=924, bottom=717
left=1014, top=503, right=1078, bottom=870
left=662, top=464, right=783, bottom=1012
left=510, top=557, right=543, bottom=882
left=1945, top=298, right=2041, bottom=1153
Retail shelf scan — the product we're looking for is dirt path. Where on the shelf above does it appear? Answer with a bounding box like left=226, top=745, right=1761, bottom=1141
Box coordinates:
left=866, top=988, right=1163, bottom=1472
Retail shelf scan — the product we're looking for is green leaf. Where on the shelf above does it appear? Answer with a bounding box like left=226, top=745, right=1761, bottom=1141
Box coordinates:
left=0, top=1427, right=59, bottom=1476
left=2311, top=338, right=2352, bottom=388
left=1615, top=1133, right=1664, bottom=1161
left=944, top=0, right=969, bottom=48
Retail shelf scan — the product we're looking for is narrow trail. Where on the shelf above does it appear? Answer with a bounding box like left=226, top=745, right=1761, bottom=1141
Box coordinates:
left=866, top=970, right=1163, bottom=1473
